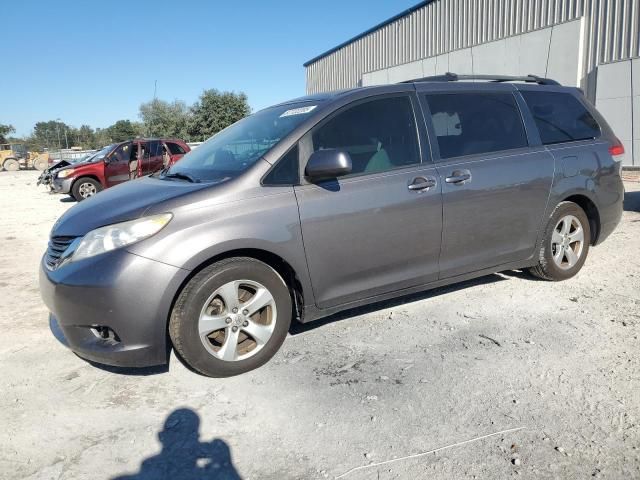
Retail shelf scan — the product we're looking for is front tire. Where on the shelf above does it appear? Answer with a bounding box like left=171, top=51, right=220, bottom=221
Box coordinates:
left=3, top=158, right=19, bottom=171
left=529, top=201, right=590, bottom=281
left=169, top=257, right=292, bottom=377
left=71, top=177, right=102, bottom=201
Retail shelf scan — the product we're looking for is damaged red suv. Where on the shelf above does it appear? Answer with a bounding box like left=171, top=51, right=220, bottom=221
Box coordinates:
left=51, top=138, right=191, bottom=201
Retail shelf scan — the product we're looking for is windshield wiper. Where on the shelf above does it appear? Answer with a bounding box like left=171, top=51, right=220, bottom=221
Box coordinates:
left=162, top=171, right=199, bottom=183
left=153, top=167, right=169, bottom=178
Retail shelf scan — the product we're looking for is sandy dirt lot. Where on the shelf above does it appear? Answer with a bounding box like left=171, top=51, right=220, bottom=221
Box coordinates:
left=1, top=170, right=639, bottom=480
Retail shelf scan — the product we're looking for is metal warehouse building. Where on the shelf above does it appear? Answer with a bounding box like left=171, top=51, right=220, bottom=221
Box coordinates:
left=304, top=0, right=640, bottom=166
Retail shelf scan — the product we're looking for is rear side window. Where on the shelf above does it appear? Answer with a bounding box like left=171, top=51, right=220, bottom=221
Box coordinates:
left=425, top=93, right=528, bottom=159
left=521, top=91, right=601, bottom=145
left=311, top=95, right=421, bottom=176
left=166, top=142, right=186, bottom=155
left=148, top=140, right=162, bottom=157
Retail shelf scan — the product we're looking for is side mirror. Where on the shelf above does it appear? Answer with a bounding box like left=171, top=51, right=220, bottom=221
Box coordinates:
left=305, top=149, right=352, bottom=181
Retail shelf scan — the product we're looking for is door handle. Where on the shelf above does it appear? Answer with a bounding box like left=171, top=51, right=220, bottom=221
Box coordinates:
left=408, top=176, right=437, bottom=191
left=445, top=169, right=472, bottom=185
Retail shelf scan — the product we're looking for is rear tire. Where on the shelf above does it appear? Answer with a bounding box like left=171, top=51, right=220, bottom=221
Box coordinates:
left=169, top=257, right=292, bottom=377
left=3, top=158, right=19, bottom=171
left=529, top=201, right=590, bottom=281
left=33, top=158, right=48, bottom=171
left=71, top=177, right=102, bottom=201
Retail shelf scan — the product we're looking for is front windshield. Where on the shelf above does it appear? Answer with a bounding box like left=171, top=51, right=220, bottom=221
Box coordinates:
left=93, top=144, right=115, bottom=161
left=11, top=144, right=26, bottom=154
left=70, top=153, right=94, bottom=164
left=164, top=102, right=319, bottom=182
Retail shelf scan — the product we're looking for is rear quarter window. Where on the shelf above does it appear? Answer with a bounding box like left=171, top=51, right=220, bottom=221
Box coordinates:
left=166, top=142, right=186, bottom=155
left=520, top=91, right=601, bottom=145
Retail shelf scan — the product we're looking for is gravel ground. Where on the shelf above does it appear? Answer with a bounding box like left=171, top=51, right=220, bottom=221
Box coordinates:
left=1, top=170, right=639, bottom=480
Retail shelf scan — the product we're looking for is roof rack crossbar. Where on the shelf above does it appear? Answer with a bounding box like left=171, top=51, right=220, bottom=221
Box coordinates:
left=402, top=72, right=560, bottom=86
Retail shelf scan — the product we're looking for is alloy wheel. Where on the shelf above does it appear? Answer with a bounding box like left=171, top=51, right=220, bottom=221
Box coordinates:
left=78, top=182, right=97, bottom=198
left=551, top=214, right=585, bottom=270
left=198, top=280, right=277, bottom=362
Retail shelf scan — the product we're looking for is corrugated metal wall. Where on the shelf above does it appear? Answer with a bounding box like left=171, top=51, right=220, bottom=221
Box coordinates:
left=305, top=0, right=640, bottom=94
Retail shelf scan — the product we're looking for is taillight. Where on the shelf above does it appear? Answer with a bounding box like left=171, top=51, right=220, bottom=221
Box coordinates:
left=609, top=144, right=625, bottom=156
left=609, top=139, right=625, bottom=160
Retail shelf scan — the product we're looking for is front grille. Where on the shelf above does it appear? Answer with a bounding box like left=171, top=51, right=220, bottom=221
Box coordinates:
left=45, top=236, right=77, bottom=270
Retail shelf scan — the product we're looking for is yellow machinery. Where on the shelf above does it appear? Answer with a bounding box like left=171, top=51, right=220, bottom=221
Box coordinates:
left=0, top=144, right=49, bottom=171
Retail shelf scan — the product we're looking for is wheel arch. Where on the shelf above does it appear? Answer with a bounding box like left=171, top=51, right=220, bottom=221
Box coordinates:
left=71, top=174, right=102, bottom=189
left=561, top=193, right=600, bottom=245
left=168, top=248, right=306, bottom=330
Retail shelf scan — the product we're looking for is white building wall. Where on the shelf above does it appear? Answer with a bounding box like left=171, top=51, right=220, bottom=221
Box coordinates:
left=633, top=59, right=640, bottom=167
left=305, top=0, right=640, bottom=95
left=596, top=60, right=635, bottom=166
left=362, top=20, right=584, bottom=88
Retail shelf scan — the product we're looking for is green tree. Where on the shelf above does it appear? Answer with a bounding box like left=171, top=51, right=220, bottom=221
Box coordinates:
left=75, top=125, right=97, bottom=149
left=106, top=120, right=142, bottom=142
left=94, top=128, right=112, bottom=148
left=0, top=124, right=15, bottom=144
left=139, top=99, right=190, bottom=139
left=188, top=89, right=251, bottom=140
left=33, top=120, right=71, bottom=150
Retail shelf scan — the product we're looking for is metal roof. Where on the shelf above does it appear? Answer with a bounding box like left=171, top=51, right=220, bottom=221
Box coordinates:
left=303, top=1, right=432, bottom=67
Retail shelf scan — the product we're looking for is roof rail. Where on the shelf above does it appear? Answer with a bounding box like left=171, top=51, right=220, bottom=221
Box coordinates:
left=403, top=72, right=560, bottom=86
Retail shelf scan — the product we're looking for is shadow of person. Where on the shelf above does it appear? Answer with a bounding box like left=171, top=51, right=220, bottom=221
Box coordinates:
left=112, top=408, right=241, bottom=480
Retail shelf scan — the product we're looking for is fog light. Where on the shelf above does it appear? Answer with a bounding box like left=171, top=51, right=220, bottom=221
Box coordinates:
left=90, top=326, right=120, bottom=343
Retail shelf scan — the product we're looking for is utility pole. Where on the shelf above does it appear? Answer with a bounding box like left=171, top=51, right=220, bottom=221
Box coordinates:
left=150, top=80, right=158, bottom=136
left=56, top=119, right=62, bottom=152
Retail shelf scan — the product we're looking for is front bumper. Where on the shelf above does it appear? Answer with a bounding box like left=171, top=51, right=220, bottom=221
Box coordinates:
left=51, top=176, right=73, bottom=194
left=40, top=248, right=190, bottom=367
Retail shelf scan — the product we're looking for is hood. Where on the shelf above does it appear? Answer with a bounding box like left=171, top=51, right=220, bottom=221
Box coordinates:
left=51, top=158, right=100, bottom=176
left=61, top=157, right=102, bottom=170
left=51, top=176, right=212, bottom=237
left=46, top=159, right=73, bottom=172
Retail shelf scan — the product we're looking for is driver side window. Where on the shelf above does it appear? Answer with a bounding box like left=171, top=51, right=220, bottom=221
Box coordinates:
left=310, top=95, right=421, bottom=176
left=111, top=143, right=132, bottom=163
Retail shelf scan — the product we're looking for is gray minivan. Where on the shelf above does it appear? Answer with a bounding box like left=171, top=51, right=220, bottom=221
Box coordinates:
left=40, top=74, right=625, bottom=377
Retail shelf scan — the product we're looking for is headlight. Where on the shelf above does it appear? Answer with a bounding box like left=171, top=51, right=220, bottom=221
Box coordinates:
left=57, top=169, right=75, bottom=178
left=72, top=213, right=172, bottom=261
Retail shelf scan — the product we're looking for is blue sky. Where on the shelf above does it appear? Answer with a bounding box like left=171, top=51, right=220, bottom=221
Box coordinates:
left=3, top=0, right=418, bottom=137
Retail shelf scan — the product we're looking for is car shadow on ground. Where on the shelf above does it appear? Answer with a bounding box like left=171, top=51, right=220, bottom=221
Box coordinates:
left=111, top=408, right=242, bottom=480
left=59, top=196, right=76, bottom=203
left=81, top=357, right=169, bottom=376
left=290, top=272, right=515, bottom=335
left=624, top=189, right=640, bottom=212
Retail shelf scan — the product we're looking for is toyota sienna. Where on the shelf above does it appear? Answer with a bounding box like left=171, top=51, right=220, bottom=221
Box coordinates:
left=40, top=74, right=625, bottom=377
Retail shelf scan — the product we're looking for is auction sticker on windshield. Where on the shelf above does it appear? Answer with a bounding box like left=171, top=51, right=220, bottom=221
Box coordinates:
left=280, top=105, right=317, bottom=117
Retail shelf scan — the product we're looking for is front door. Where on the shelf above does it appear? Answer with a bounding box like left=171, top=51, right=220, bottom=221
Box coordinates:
left=421, top=90, right=554, bottom=278
left=104, top=142, right=133, bottom=187
left=295, top=94, right=443, bottom=309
